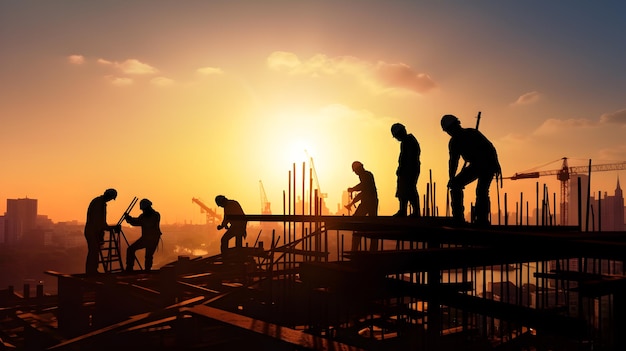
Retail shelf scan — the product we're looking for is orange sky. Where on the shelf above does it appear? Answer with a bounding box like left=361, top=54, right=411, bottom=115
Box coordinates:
left=1, top=1, right=625, bottom=224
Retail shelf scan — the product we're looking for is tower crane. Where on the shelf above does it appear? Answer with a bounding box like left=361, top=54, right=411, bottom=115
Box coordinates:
left=191, top=197, right=222, bottom=225
left=505, top=157, right=626, bottom=225
left=259, top=180, right=271, bottom=215
left=304, top=150, right=327, bottom=199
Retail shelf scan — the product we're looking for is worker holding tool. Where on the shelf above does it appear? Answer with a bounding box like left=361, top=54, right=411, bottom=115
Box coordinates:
left=215, top=195, right=247, bottom=253
left=124, top=198, right=162, bottom=273
left=345, top=161, right=378, bottom=217
left=441, top=114, right=502, bottom=226
left=84, top=188, right=120, bottom=275
left=391, top=123, right=421, bottom=217
left=345, top=161, right=379, bottom=251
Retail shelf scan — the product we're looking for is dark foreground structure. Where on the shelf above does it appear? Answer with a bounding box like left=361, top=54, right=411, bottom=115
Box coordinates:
left=2, top=214, right=626, bottom=351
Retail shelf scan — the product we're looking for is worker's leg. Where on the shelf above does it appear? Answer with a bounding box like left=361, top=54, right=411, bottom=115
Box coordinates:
left=448, top=167, right=478, bottom=224
left=221, top=230, right=236, bottom=253
left=409, top=195, right=420, bottom=217
left=409, top=173, right=420, bottom=217
left=144, top=237, right=159, bottom=271
left=126, top=237, right=146, bottom=271
left=85, top=233, right=101, bottom=275
left=394, top=198, right=408, bottom=216
left=474, top=172, right=495, bottom=225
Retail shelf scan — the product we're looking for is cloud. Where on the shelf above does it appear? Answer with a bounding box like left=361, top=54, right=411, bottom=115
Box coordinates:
left=106, top=76, right=133, bottom=86
left=67, top=55, right=85, bottom=65
left=151, top=76, right=174, bottom=86
left=597, top=145, right=626, bottom=161
left=372, top=61, right=436, bottom=94
left=600, top=108, right=626, bottom=125
left=196, top=67, right=224, bottom=75
left=533, top=118, right=596, bottom=136
left=267, top=51, right=301, bottom=71
left=511, top=91, right=541, bottom=106
left=266, top=51, right=436, bottom=95
left=97, top=58, right=113, bottom=65
left=116, top=59, right=158, bottom=75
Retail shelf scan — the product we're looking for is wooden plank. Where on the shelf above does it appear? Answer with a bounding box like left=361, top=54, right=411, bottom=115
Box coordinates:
left=186, top=304, right=365, bottom=351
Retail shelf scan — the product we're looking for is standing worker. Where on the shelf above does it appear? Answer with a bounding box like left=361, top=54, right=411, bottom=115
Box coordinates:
left=441, top=114, right=502, bottom=226
left=345, top=161, right=379, bottom=250
left=84, top=188, right=119, bottom=275
left=215, top=195, right=247, bottom=253
left=391, top=123, right=421, bottom=217
left=124, top=198, right=162, bottom=273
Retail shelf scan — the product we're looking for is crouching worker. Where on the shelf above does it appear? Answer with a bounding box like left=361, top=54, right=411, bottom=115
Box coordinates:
left=124, top=198, right=162, bottom=273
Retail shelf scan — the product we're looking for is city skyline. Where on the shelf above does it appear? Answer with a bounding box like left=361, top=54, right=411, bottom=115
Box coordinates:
left=1, top=1, right=625, bottom=223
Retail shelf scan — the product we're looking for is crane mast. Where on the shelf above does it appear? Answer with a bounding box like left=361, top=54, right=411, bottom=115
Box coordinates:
left=259, top=180, right=271, bottom=215
left=506, top=157, right=626, bottom=225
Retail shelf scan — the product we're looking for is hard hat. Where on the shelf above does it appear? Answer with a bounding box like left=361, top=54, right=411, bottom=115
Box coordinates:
left=441, top=114, right=460, bottom=130
left=390, top=123, right=406, bottom=136
left=351, top=161, right=364, bottom=172
left=104, top=188, right=117, bottom=200
left=215, top=195, right=227, bottom=206
left=139, top=198, right=152, bottom=210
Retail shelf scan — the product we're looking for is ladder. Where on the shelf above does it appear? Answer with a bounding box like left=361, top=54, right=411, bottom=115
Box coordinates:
left=98, top=197, right=138, bottom=273
left=99, top=228, right=124, bottom=273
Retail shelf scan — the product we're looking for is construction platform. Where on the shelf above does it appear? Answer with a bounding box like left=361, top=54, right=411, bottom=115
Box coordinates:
left=2, top=215, right=626, bottom=350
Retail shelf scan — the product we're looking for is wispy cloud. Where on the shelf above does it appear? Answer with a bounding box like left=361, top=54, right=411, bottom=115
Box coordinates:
left=267, top=51, right=436, bottom=95
left=197, top=67, right=224, bottom=75
left=533, top=118, right=596, bottom=136
left=94, top=57, right=157, bottom=75
left=115, top=59, right=158, bottom=75
left=106, top=76, right=133, bottom=86
left=151, top=76, right=174, bottom=86
left=600, top=108, right=626, bottom=125
left=67, top=54, right=85, bottom=65
left=511, top=91, right=541, bottom=106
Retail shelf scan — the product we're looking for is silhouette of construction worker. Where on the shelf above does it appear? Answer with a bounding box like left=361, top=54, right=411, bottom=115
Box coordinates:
left=215, top=195, right=247, bottom=253
left=124, top=198, right=162, bottom=272
left=441, top=114, right=502, bottom=226
left=345, top=161, right=379, bottom=250
left=391, top=123, right=421, bottom=217
left=84, top=188, right=119, bottom=275
left=345, top=161, right=378, bottom=216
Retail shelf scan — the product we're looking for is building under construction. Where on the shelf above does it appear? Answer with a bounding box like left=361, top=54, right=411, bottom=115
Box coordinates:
left=2, top=163, right=626, bottom=350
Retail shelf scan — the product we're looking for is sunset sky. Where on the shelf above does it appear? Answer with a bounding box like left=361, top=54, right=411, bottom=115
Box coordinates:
left=1, top=1, right=625, bottom=224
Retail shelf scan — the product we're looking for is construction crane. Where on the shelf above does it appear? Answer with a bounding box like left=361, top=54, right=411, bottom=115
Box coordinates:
left=191, top=197, right=222, bottom=225
left=305, top=150, right=327, bottom=199
left=259, top=180, right=271, bottom=215
left=506, top=157, right=626, bottom=225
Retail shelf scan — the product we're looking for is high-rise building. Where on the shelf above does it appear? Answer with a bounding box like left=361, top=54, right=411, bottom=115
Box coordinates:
left=568, top=175, right=625, bottom=231
left=590, top=177, right=625, bottom=231
left=3, top=198, right=38, bottom=244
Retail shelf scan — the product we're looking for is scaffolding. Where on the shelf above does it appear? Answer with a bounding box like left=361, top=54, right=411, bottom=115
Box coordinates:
left=3, top=162, right=626, bottom=350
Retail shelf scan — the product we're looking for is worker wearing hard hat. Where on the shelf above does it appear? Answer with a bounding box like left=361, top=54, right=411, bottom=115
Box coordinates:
left=124, top=198, right=162, bottom=272
left=391, top=123, right=421, bottom=217
left=215, top=195, right=247, bottom=253
left=84, top=188, right=120, bottom=275
left=345, top=161, right=378, bottom=216
left=345, top=161, right=379, bottom=250
left=441, top=114, right=501, bottom=226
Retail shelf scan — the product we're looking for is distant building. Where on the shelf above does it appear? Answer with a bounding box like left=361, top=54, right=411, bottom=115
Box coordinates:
left=567, top=175, right=625, bottom=231
left=590, top=177, right=624, bottom=231
left=3, top=198, right=38, bottom=245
